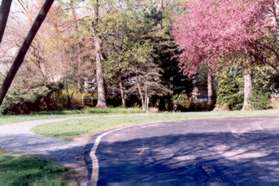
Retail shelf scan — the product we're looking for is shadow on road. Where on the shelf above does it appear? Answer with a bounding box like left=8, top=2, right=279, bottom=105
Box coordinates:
left=0, top=126, right=279, bottom=185
left=93, top=130, right=279, bottom=185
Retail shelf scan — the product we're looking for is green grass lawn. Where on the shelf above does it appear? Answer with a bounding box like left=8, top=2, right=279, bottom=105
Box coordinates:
left=0, top=152, right=71, bottom=185
left=0, top=107, right=143, bottom=125
left=0, top=114, right=64, bottom=125
left=33, top=110, right=279, bottom=139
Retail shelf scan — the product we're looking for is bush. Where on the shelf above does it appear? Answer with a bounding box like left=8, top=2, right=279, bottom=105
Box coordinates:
left=250, top=91, right=270, bottom=110
left=1, top=83, right=63, bottom=114
left=82, top=107, right=143, bottom=114
left=190, top=99, right=210, bottom=111
left=253, top=66, right=274, bottom=94
left=172, top=93, right=212, bottom=111
left=250, top=66, right=273, bottom=110
left=172, top=94, right=191, bottom=111
left=35, top=107, right=144, bottom=115
left=216, top=65, right=244, bottom=110
left=54, top=88, right=96, bottom=109
left=216, top=65, right=274, bottom=111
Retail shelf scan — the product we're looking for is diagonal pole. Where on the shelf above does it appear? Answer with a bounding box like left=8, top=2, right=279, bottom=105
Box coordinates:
left=0, top=0, right=55, bottom=106
left=0, top=0, right=12, bottom=43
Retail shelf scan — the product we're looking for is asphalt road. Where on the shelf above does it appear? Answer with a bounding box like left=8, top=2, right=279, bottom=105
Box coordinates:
left=91, top=117, right=279, bottom=185
left=0, top=116, right=279, bottom=185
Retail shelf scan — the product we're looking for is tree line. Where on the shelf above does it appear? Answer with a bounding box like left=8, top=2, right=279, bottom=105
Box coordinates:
left=0, top=0, right=279, bottom=114
left=175, top=0, right=279, bottom=111
left=0, top=0, right=189, bottom=114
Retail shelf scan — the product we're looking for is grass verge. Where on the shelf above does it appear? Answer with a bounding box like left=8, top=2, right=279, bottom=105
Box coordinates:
left=0, top=107, right=143, bottom=125
left=0, top=115, right=65, bottom=125
left=0, top=152, right=70, bottom=185
left=33, top=110, right=279, bottom=139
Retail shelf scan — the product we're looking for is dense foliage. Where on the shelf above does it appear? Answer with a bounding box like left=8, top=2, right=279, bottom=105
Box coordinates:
left=1, top=83, right=63, bottom=114
left=216, top=65, right=275, bottom=110
left=174, top=0, right=279, bottom=111
left=216, top=66, right=244, bottom=110
left=174, top=0, right=272, bottom=74
left=1, top=0, right=279, bottom=114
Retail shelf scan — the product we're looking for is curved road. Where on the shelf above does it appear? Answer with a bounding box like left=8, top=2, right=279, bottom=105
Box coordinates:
left=0, top=116, right=279, bottom=184
left=94, top=117, right=279, bottom=185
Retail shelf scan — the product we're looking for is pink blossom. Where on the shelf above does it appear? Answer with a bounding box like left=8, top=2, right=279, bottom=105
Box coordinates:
left=174, top=0, right=274, bottom=75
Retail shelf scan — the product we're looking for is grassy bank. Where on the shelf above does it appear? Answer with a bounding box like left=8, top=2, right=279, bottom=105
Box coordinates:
left=0, top=115, right=64, bottom=125
left=33, top=110, right=279, bottom=139
left=0, top=152, right=70, bottom=185
left=0, top=107, right=143, bottom=125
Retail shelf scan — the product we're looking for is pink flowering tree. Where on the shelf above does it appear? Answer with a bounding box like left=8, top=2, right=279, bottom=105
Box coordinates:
left=174, top=0, right=276, bottom=110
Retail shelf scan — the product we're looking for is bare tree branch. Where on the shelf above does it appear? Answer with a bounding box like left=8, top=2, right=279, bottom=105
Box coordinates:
left=0, top=0, right=54, bottom=106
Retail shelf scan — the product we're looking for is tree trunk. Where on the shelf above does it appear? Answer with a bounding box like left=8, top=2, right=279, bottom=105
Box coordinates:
left=95, top=37, right=107, bottom=108
left=144, top=83, right=149, bottom=113
left=242, top=67, right=253, bottom=111
left=0, top=0, right=54, bottom=106
left=146, top=96, right=149, bottom=113
left=207, top=70, right=213, bottom=107
left=119, top=81, right=126, bottom=107
left=70, top=0, right=82, bottom=81
left=159, top=0, right=164, bottom=29
left=136, top=81, right=145, bottom=111
left=0, top=0, right=12, bottom=43
left=93, top=0, right=107, bottom=108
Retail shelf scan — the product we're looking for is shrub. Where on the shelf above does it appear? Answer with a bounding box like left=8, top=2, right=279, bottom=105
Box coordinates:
left=1, top=83, right=63, bottom=114
left=250, top=66, right=274, bottom=110
left=54, top=88, right=96, bottom=109
left=172, top=94, right=191, bottom=111
left=82, top=107, right=143, bottom=114
left=250, top=91, right=270, bottom=110
left=216, top=65, right=274, bottom=111
left=216, top=65, right=244, bottom=110
left=253, top=66, right=274, bottom=94
left=36, top=107, right=144, bottom=115
left=189, top=99, right=210, bottom=111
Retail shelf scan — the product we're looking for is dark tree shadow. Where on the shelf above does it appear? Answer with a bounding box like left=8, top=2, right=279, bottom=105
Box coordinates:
left=1, top=119, right=279, bottom=185
left=0, top=134, right=89, bottom=185
left=94, top=130, right=279, bottom=185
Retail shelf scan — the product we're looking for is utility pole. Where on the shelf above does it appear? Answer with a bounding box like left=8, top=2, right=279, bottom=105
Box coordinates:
left=0, top=0, right=12, bottom=43
left=0, top=0, right=55, bottom=106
